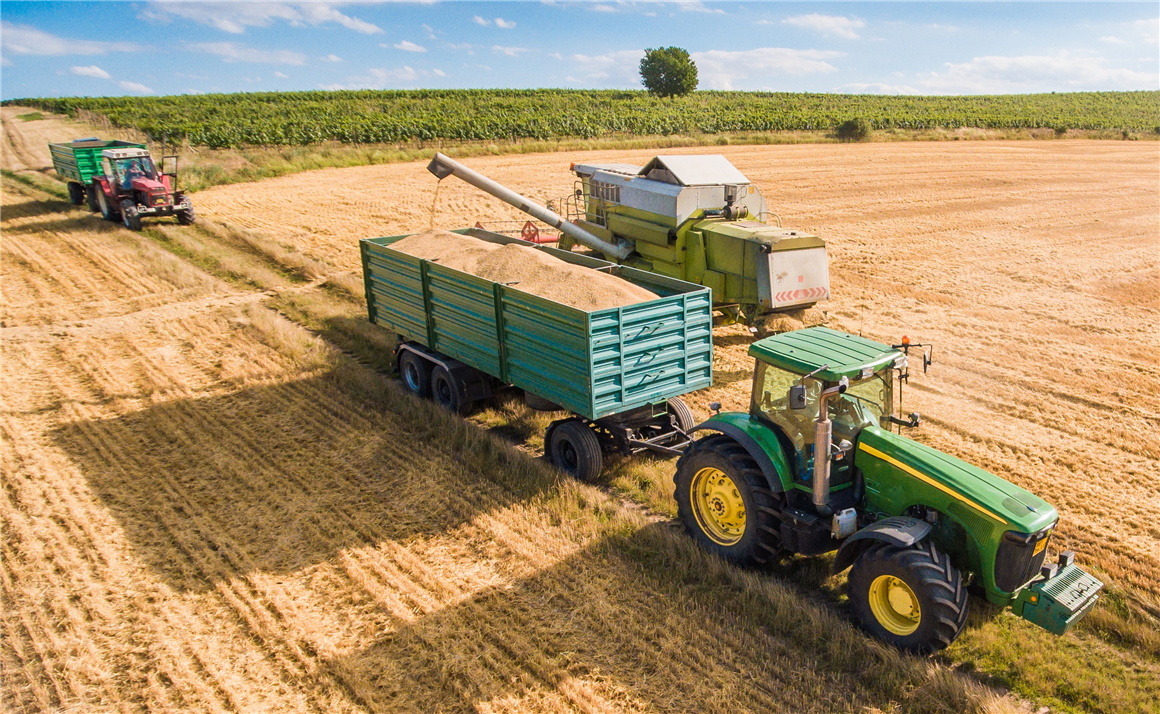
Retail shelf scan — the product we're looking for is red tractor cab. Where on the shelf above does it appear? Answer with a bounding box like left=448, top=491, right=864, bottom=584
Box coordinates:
left=94, top=147, right=194, bottom=230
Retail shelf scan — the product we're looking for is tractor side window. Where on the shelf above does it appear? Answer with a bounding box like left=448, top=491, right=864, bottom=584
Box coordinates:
left=751, top=361, right=819, bottom=452
left=842, top=374, right=891, bottom=421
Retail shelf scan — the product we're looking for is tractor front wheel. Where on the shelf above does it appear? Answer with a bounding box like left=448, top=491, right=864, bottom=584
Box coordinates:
left=674, top=435, right=783, bottom=566
left=121, top=200, right=142, bottom=231
left=177, top=200, right=196, bottom=225
left=847, top=540, right=969, bottom=653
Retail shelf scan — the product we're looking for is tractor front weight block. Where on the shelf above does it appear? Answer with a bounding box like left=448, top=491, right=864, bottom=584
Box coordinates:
left=1011, top=558, right=1103, bottom=635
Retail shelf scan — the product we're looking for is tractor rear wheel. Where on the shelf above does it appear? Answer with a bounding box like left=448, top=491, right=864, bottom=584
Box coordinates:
left=97, top=190, right=119, bottom=222
left=121, top=200, right=142, bottom=231
left=67, top=182, right=85, bottom=205
left=847, top=540, right=969, bottom=653
left=674, top=435, right=783, bottom=566
left=397, top=350, right=431, bottom=399
left=548, top=418, right=603, bottom=482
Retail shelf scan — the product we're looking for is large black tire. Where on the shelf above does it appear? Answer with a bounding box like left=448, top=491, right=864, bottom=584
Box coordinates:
left=67, top=182, right=85, bottom=205
left=674, top=434, right=783, bottom=566
left=666, top=396, right=695, bottom=432
left=398, top=350, right=431, bottom=399
left=177, top=200, right=195, bottom=225
left=548, top=419, right=603, bottom=482
left=847, top=540, right=969, bottom=653
left=85, top=185, right=100, bottom=212
left=430, top=365, right=472, bottom=416
left=97, top=190, right=119, bottom=222
left=121, top=199, right=142, bottom=231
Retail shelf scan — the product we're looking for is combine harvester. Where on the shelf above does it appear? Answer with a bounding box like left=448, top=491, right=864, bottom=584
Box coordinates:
left=49, top=137, right=195, bottom=230
left=427, top=153, right=827, bottom=334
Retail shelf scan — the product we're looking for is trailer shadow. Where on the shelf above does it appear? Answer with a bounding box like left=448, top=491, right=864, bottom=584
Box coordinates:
left=51, top=367, right=560, bottom=593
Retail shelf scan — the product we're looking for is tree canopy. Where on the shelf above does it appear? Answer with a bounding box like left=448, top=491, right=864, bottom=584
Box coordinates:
left=639, top=47, right=698, bottom=98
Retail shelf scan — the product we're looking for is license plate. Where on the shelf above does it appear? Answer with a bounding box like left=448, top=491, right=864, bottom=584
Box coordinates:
left=1033, top=535, right=1049, bottom=555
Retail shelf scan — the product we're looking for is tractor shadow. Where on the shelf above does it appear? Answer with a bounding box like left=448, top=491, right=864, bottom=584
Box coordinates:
left=52, top=368, right=559, bottom=593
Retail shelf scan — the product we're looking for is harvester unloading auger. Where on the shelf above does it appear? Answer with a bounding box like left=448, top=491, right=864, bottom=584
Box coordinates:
left=427, top=152, right=828, bottom=334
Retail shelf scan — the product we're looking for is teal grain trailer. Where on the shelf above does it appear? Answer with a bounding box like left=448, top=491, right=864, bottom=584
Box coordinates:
left=361, top=228, right=714, bottom=479
left=49, top=138, right=145, bottom=209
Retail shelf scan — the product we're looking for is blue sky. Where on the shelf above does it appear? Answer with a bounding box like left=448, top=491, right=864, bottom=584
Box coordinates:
left=1, top=2, right=1157, bottom=99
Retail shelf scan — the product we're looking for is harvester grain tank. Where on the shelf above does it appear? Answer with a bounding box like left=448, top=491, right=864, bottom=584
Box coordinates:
left=49, top=138, right=194, bottom=230
left=675, top=327, right=1103, bottom=651
left=426, top=153, right=828, bottom=333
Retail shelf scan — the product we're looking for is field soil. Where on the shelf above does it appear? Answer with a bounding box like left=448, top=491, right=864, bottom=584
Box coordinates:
left=3, top=108, right=1158, bottom=714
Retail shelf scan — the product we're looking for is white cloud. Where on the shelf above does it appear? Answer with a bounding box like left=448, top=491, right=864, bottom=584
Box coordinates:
left=323, top=65, right=457, bottom=90
left=918, top=51, right=1159, bottom=93
left=192, top=42, right=306, bottom=65
left=782, top=14, right=865, bottom=40
left=473, top=16, right=491, bottom=26
left=1, top=21, right=144, bottom=55
left=423, top=23, right=437, bottom=39
left=549, top=52, right=563, bottom=60
left=492, top=46, right=527, bottom=57
left=678, top=2, right=726, bottom=15
left=274, top=71, right=289, bottom=78
left=433, top=68, right=446, bottom=77
left=567, top=49, right=646, bottom=86
left=320, top=54, right=342, bottom=62
left=1099, top=36, right=1128, bottom=45
left=692, top=47, right=843, bottom=89
left=1136, top=17, right=1159, bottom=44
left=833, top=82, right=919, bottom=95
left=591, top=4, right=618, bottom=12
left=394, top=41, right=427, bottom=53
left=141, top=2, right=381, bottom=35
left=495, top=18, right=517, bottom=29
left=118, top=80, right=153, bottom=93
left=71, top=65, right=111, bottom=79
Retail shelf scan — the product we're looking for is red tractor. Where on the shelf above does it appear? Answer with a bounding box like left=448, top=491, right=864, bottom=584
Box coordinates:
left=93, top=147, right=194, bottom=230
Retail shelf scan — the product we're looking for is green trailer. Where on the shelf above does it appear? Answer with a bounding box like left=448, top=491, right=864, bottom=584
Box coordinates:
left=49, top=138, right=145, bottom=208
left=361, top=228, right=714, bottom=479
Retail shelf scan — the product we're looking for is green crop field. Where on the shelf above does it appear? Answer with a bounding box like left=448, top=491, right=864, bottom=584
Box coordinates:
left=9, top=89, right=1159, bottom=148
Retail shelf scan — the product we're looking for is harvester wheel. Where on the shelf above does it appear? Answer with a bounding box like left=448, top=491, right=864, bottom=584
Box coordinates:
left=548, top=419, right=603, bottom=482
left=97, top=190, right=118, bottom=222
left=674, top=435, right=783, bottom=566
left=430, top=365, right=472, bottom=416
left=666, top=397, right=695, bottom=432
left=67, top=182, right=85, bottom=205
left=397, top=351, right=431, bottom=399
left=85, top=185, right=100, bottom=212
left=847, top=540, right=969, bottom=653
left=121, top=200, right=142, bottom=231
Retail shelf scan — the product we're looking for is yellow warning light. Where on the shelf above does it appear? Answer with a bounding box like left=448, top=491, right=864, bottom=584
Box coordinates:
left=901, top=335, right=911, bottom=346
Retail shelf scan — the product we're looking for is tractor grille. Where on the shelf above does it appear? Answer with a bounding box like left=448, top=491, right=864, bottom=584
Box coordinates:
left=994, top=527, right=1052, bottom=592
left=151, top=193, right=168, bottom=206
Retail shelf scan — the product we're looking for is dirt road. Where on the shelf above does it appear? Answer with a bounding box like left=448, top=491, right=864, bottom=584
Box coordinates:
left=3, top=108, right=1158, bottom=713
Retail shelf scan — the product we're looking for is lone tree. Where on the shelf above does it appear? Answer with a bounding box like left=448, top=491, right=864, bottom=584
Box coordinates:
left=640, top=47, right=698, bottom=98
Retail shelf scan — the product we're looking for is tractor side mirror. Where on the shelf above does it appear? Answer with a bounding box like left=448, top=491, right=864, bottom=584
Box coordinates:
left=923, top=348, right=933, bottom=373
left=709, top=401, right=721, bottom=415
left=789, top=385, right=807, bottom=410
left=908, top=411, right=922, bottom=427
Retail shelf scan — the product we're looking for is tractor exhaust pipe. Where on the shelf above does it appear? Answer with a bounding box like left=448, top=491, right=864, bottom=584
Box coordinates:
left=426, top=152, right=634, bottom=260
left=813, top=376, right=849, bottom=515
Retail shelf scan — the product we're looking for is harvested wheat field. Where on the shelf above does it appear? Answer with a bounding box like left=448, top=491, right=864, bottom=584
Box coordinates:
left=3, top=104, right=1159, bottom=714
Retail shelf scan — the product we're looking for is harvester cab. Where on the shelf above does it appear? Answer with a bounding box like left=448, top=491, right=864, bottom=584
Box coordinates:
left=425, top=152, right=829, bottom=334
left=676, top=326, right=1103, bottom=652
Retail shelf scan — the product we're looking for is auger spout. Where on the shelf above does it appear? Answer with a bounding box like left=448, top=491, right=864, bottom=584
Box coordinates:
left=426, top=152, right=633, bottom=260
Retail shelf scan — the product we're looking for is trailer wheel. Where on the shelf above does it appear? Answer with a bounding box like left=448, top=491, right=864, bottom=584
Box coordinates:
left=674, top=434, right=783, bottom=566
left=121, top=200, right=142, bottom=231
left=666, top=397, right=695, bottom=432
left=398, top=350, right=431, bottom=399
left=847, top=540, right=969, bottom=653
left=67, top=182, right=85, bottom=205
left=431, top=365, right=472, bottom=416
left=85, top=185, right=100, bottom=212
left=97, top=190, right=119, bottom=222
left=548, top=419, right=603, bottom=482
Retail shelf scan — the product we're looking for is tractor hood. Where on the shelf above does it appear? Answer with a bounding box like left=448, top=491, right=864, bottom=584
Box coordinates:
left=131, top=177, right=166, bottom=193
left=856, top=426, right=1057, bottom=535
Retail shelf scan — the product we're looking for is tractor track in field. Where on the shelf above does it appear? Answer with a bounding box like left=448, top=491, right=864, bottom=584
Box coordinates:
left=3, top=108, right=1159, bottom=713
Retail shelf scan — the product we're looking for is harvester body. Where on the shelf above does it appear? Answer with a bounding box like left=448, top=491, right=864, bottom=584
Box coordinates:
left=676, top=327, right=1102, bottom=651
left=568, top=156, right=829, bottom=324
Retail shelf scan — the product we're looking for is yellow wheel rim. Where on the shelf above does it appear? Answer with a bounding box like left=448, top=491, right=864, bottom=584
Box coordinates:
left=869, top=575, right=922, bottom=635
left=690, top=467, right=746, bottom=546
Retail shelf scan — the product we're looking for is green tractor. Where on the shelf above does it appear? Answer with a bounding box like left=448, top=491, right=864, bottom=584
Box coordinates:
left=676, top=327, right=1103, bottom=651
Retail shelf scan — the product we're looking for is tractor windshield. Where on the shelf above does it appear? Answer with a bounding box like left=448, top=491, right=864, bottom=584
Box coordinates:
left=751, top=361, right=892, bottom=453
left=114, top=157, right=157, bottom=189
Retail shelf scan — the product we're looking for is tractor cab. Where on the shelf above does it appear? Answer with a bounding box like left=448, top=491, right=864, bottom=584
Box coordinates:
left=101, top=148, right=166, bottom=195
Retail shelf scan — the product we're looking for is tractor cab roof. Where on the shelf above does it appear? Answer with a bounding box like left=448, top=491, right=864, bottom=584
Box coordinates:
left=102, top=147, right=151, bottom=160
left=748, top=327, right=901, bottom=383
